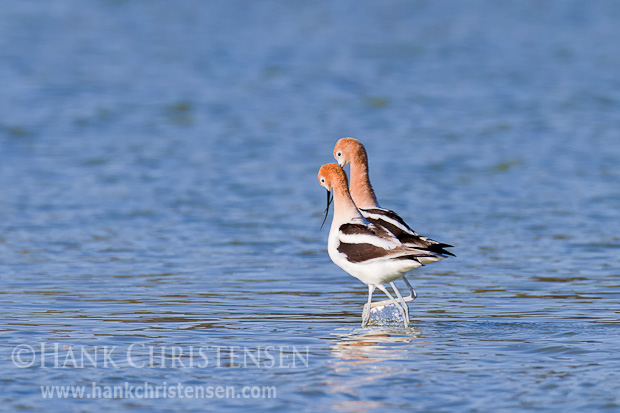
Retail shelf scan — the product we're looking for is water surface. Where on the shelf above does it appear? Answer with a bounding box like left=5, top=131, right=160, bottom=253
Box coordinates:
left=1, top=1, right=620, bottom=411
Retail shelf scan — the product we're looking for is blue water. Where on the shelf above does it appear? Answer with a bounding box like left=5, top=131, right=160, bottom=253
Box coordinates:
left=2, top=0, right=620, bottom=411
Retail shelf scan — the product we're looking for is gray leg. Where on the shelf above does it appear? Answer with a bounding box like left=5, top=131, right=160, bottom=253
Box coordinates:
left=403, top=276, right=418, bottom=301
left=376, top=284, right=407, bottom=325
left=362, top=284, right=375, bottom=326
left=390, top=281, right=409, bottom=327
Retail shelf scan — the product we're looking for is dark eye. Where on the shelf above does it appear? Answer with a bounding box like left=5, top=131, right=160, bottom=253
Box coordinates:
left=321, top=177, right=325, bottom=183
left=337, top=151, right=342, bottom=157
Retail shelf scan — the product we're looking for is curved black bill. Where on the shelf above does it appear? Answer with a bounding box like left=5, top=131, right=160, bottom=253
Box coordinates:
left=321, top=189, right=333, bottom=229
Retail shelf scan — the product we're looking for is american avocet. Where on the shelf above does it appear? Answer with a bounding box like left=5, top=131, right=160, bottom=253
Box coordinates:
left=333, top=137, right=454, bottom=303
left=318, top=163, right=445, bottom=327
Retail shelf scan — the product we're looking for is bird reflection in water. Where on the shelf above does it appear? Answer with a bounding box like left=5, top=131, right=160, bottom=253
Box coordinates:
left=330, top=327, right=422, bottom=362
left=321, top=327, right=424, bottom=411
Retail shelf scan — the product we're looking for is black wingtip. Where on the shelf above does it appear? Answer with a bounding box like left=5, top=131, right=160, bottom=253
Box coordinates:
left=429, top=243, right=455, bottom=257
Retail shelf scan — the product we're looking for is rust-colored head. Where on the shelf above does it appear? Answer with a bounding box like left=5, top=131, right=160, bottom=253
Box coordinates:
left=333, top=137, right=378, bottom=208
left=333, top=137, right=368, bottom=168
left=318, top=163, right=348, bottom=192
left=318, top=163, right=351, bottom=228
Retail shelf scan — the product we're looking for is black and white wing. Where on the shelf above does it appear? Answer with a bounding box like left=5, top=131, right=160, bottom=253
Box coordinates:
left=360, top=208, right=455, bottom=257
left=335, top=222, right=443, bottom=265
